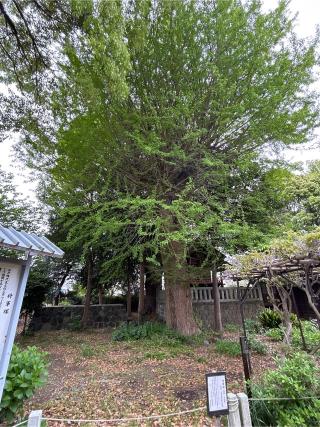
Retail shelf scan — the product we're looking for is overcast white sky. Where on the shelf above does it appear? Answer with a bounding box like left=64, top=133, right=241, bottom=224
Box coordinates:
left=0, top=0, right=320, bottom=200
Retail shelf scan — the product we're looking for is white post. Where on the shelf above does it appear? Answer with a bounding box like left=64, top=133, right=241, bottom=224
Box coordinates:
left=27, top=410, right=42, bottom=427
left=237, top=392, right=252, bottom=427
left=227, top=393, right=241, bottom=427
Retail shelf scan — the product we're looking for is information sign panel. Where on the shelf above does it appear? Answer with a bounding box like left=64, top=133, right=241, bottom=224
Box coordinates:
left=0, top=260, right=27, bottom=402
left=206, top=371, right=229, bottom=417
left=0, top=262, right=22, bottom=361
left=0, top=224, right=64, bottom=404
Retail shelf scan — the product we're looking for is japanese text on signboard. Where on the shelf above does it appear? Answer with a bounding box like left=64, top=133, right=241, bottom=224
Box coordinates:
left=0, top=263, right=22, bottom=354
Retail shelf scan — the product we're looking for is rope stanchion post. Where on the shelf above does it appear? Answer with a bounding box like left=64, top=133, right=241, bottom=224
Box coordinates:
left=237, top=392, right=252, bottom=427
left=27, top=410, right=42, bottom=427
left=227, top=393, right=241, bottom=427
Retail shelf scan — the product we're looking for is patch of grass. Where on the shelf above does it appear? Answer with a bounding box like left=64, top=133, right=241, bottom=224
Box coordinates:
left=80, top=343, right=95, bottom=358
left=112, top=321, right=187, bottom=343
left=185, top=330, right=220, bottom=346
left=292, top=320, right=320, bottom=353
left=195, top=355, right=207, bottom=363
left=248, top=336, right=267, bottom=355
left=244, top=319, right=262, bottom=334
left=67, top=315, right=83, bottom=331
left=215, top=339, right=241, bottom=357
left=135, top=335, right=195, bottom=361
left=265, top=328, right=283, bottom=342
left=111, top=321, right=200, bottom=361
left=224, top=323, right=239, bottom=333
left=143, top=350, right=168, bottom=361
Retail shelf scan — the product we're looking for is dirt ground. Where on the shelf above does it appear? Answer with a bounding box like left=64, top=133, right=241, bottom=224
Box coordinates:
left=16, top=329, right=283, bottom=426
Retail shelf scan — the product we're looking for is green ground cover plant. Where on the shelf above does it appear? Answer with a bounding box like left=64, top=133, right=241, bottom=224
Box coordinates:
left=265, top=327, right=284, bottom=342
left=112, top=322, right=193, bottom=360
left=67, top=315, right=82, bottom=331
left=258, top=308, right=282, bottom=329
left=244, top=319, right=262, bottom=334
left=292, top=321, right=320, bottom=353
left=265, top=320, right=320, bottom=353
left=248, top=336, right=268, bottom=355
left=224, top=323, right=240, bottom=333
left=112, top=321, right=187, bottom=343
left=251, top=352, right=320, bottom=427
left=215, top=339, right=241, bottom=357
left=80, top=343, right=95, bottom=358
left=0, top=345, right=48, bottom=424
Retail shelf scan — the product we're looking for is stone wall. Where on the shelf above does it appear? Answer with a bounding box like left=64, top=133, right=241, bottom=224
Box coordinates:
left=193, top=301, right=263, bottom=328
left=156, top=289, right=263, bottom=327
left=29, top=304, right=126, bottom=331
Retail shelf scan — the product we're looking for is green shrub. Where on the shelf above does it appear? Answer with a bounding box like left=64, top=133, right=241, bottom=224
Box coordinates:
left=80, top=344, right=95, bottom=358
left=265, top=327, right=284, bottom=342
left=248, top=336, right=267, bottom=355
left=258, top=308, right=282, bottom=329
left=292, top=320, right=320, bottom=353
left=67, top=315, right=82, bottom=331
left=244, top=319, right=261, bottom=334
left=251, top=352, right=320, bottom=427
left=215, top=339, right=241, bottom=357
left=112, top=321, right=186, bottom=343
left=0, top=345, right=48, bottom=424
left=290, top=313, right=299, bottom=327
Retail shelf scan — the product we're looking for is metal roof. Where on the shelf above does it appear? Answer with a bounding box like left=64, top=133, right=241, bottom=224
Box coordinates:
left=0, top=224, right=64, bottom=258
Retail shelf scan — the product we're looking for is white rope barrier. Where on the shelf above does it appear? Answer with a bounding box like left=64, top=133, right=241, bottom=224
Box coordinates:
left=12, top=421, right=27, bottom=427
left=12, top=396, right=320, bottom=426
left=40, top=406, right=206, bottom=424
left=249, top=396, right=320, bottom=401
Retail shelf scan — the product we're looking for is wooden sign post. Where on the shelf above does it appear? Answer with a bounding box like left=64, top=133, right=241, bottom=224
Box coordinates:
left=206, top=372, right=229, bottom=426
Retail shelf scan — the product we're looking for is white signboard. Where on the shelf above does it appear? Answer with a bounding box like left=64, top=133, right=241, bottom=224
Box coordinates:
left=0, top=262, right=22, bottom=363
left=206, top=372, right=229, bottom=416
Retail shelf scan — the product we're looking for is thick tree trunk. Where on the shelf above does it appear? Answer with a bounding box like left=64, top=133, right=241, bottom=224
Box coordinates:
left=127, top=280, right=132, bottom=319
left=212, top=268, right=223, bottom=334
left=82, top=253, right=93, bottom=327
left=98, top=285, right=105, bottom=305
left=162, top=240, right=199, bottom=336
left=138, top=261, right=145, bottom=324
left=144, top=266, right=158, bottom=315
left=165, top=283, right=198, bottom=335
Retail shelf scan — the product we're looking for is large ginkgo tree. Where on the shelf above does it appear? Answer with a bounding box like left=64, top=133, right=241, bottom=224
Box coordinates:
left=1, top=0, right=319, bottom=334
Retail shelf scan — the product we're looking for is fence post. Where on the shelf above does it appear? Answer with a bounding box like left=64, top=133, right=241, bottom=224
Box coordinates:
left=227, top=393, right=241, bottom=427
left=27, top=410, right=42, bottom=427
left=237, top=393, right=252, bottom=427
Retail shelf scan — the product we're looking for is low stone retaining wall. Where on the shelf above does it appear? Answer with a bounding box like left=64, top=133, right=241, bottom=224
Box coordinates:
left=193, top=300, right=263, bottom=328
left=29, top=304, right=126, bottom=331
left=156, top=288, right=264, bottom=327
